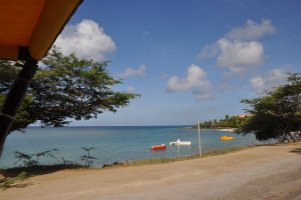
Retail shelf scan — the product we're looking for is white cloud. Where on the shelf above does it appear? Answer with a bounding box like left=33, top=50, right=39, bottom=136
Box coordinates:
left=250, top=69, right=287, bottom=94
left=198, top=19, right=275, bottom=75
left=197, top=43, right=219, bottom=60
left=217, top=38, right=264, bottom=75
left=54, top=19, right=116, bottom=61
left=118, top=64, right=146, bottom=79
left=167, top=64, right=211, bottom=100
left=226, top=19, right=275, bottom=41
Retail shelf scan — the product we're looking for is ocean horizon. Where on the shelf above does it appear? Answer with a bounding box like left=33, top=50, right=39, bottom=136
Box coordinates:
left=0, top=126, right=262, bottom=169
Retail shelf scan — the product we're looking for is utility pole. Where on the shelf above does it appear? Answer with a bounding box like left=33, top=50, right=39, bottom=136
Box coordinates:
left=197, top=122, right=202, bottom=157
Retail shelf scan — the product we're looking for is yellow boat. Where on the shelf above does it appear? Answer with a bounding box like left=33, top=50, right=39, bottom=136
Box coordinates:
left=219, top=135, right=235, bottom=141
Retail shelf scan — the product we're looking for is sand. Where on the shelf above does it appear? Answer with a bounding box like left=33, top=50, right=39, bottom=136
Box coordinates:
left=1, top=142, right=301, bottom=200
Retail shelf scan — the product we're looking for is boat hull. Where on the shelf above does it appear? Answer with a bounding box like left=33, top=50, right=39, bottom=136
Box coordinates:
left=219, top=136, right=235, bottom=141
left=151, top=144, right=167, bottom=150
left=169, top=141, right=191, bottom=145
left=169, top=139, right=191, bottom=146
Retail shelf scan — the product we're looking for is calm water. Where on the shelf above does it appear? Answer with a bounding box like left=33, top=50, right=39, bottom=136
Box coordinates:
left=0, top=126, right=261, bottom=168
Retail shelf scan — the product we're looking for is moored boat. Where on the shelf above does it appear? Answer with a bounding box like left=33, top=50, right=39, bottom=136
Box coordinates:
left=218, top=128, right=236, bottom=132
left=151, top=144, right=167, bottom=150
left=219, top=135, right=235, bottom=141
left=169, top=139, right=191, bottom=146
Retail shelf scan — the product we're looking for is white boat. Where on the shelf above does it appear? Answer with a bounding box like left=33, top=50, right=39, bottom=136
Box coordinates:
left=169, top=139, right=191, bottom=146
left=217, top=128, right=236, bottom=132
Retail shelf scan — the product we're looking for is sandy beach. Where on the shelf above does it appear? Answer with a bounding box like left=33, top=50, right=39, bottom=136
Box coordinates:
left=1, top=142, right=301, bottom=200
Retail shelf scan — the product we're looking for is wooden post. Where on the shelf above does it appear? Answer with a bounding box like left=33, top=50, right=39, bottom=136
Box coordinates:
left=0, top=59, right=38, bottom=157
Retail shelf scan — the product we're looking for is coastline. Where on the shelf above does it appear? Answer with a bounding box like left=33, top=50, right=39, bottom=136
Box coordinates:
left=1, top=142, right=301, bottom=200
left=1, top=126, right=259, bottom=169
left=188, top=126, right=238, bottom=132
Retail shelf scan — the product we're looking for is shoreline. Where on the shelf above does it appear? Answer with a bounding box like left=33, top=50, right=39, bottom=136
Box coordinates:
left=188, top=126, right=238, bottom=131
left=2, top=126, right=258, bottom=169
left=0, top=145, right=252, bottom=172
left=1, top=142, right=301, bottom=200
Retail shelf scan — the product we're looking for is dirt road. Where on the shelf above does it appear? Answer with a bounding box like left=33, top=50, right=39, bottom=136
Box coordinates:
left=1, top=143, right=301, bottom=200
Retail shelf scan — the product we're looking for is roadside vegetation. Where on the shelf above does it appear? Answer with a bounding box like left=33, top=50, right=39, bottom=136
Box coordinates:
left=238, top=73, right=301, bottom=143
left=0, top=145, right=252, bottom=189
left=0, top=147, right=94, bottom=189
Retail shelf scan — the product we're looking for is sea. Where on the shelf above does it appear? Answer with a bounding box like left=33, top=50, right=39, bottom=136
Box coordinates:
left=0, top=126, right=262, bottom=169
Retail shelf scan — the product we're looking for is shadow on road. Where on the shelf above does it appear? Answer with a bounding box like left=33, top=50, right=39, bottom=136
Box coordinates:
left=290, top=148, right=301, bottom=154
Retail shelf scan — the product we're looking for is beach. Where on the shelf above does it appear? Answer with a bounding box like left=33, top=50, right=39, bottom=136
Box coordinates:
left=1, top=142, right=301, bottom=200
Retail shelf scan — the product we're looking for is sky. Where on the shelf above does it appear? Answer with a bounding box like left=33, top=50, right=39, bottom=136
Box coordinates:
left=53, top=0, right=301, bottom=126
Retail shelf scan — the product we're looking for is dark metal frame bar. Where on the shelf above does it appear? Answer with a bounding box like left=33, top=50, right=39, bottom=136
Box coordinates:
left=0, top=58, right=38, bottom=156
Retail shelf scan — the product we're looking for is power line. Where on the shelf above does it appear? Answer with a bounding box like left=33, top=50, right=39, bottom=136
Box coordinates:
left=241, top=0, right=301, bottom=46
left=261, top=0, right=301, bottom=28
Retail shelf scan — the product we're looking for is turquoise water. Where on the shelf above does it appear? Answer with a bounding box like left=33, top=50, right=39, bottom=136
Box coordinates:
left=0, top=126, right=261, bottom=168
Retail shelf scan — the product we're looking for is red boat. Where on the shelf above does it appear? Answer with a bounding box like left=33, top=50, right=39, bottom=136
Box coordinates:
left=151, top=144, right=167, bottom=150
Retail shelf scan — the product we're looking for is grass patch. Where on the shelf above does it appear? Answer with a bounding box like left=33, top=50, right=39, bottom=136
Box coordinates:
left=130, top=155, right=199, bottom=166
left=135, top=146, right=252, bottom=165
left=0, top=171, right=30, bottom=189
left=201, top=146, right=252, bottom=157
left=103, top=146, right=254, bottom=169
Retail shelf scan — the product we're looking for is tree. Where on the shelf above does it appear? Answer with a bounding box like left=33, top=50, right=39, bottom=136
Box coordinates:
left=239, top=73, right=301, bottom=142
left=197, top=114, right=249, bottom=129
left=0, top=47, right=138, bottom=133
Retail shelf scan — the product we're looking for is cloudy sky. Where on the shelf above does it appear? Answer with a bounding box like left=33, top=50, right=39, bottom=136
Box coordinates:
left=54, top=0, right=301, bottom=126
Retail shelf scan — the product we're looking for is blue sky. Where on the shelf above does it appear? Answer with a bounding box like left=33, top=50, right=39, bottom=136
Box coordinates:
left=54, top=0, right=301, bottom=126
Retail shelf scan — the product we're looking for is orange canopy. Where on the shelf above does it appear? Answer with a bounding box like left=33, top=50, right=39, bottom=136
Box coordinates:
left=0, top=0, right=83, bottom=61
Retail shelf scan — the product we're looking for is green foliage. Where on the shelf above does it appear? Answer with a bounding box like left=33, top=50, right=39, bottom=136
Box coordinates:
left=12, top=147, right=98, bottom=169
left=198, top=114, right=249, bottom=129
left=0, top=60, right=20, bottom=92
left=80, top=147, right=96, bottom=167
left=14, top=149, right=60, bottom=167
left=14, top=151, right=38, bottom=167
left=12, top=147, right=97, bottom=169
left=239, top=73, right=301, bottom=142
left=0, top=47, right=138, bottom=132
